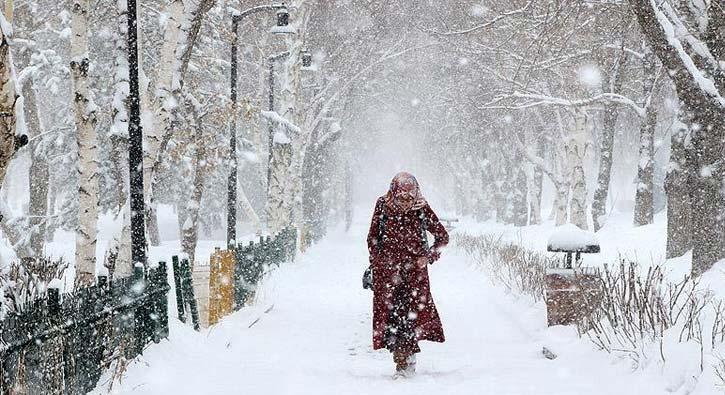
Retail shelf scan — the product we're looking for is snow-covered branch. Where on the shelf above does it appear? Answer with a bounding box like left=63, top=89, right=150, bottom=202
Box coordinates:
left=481, top=91, right=646, bottom=117
left=429, top=1, right=533, bottom=36
left=261, top=110, right=302, bottom=145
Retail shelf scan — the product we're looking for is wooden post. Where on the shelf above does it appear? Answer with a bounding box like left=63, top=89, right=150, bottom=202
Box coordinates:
left=209, top=250, right=235, bottom=325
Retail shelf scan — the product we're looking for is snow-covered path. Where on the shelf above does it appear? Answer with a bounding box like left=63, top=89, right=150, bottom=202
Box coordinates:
left=103, top=221, right=666, bottom=395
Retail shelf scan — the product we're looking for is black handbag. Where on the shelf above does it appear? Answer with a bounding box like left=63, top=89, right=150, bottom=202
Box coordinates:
left=363, top=203, right=386, bottom=291
left=362, top=266, right=373, bottom=290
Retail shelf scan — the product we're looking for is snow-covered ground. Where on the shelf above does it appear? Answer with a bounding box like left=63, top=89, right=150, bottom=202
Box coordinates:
left=99, top=213, right=684, bottom=395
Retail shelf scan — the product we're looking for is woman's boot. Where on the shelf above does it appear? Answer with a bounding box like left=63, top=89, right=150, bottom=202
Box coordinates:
left=405, top=353, right=417, bottom=376
left=392, top=351, right=409, bottom=379
left=393, top=351, right=416, bottom=378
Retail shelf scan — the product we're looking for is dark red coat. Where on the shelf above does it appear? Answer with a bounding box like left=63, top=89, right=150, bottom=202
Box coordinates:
left=366, top=196, right=449, bottom=350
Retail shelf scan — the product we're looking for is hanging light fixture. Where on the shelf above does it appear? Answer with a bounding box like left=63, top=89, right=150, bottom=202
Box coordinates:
left=301, top=48, right=312, bottom=67
left=277, top=3, right=289, bottom=27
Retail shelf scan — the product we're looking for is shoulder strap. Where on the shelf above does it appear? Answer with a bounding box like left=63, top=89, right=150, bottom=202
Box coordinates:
left=419, top=209, right=429, bottom=252
left=377, top=202, right=386, bottom=253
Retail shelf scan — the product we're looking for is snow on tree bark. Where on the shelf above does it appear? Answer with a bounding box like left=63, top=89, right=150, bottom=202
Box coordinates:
left=70, top=0, right=99, bottom=287
left=146, top=0, right=212, bottom=246
left=105, top=0, right=132, bottom=278
left=181, top=97, right=205, bottom=269
left=591, top=54, right=627, bottom=232
left=146, top=0, right=183, bottom=247
left=665, top=111, right=692, bottom=259
left=0, top=11, right=16, bottom=191
left=524, top=129, right=542, bottom=225
left=567, top=109, right=589, bottom=230
left=267, top=2, right=313, bottom=236
left=22, top=79, right=48, bottom=258
left=633, top=50, right=660, bottom=227
left=267, top=130, right=293, bottom=234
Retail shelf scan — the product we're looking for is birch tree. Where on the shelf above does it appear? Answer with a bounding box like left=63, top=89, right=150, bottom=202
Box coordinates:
left=633, top=50, right=665, bottom=226
left=105, top=0, right=132, bottom=278
left=70, top=0, right=98, bottom=287
left=591, top=49, right=629, bottom=231
left=146, top=0, right=184, bottom=246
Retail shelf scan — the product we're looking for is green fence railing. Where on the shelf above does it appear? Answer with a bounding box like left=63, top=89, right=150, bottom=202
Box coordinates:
left=0, top=263, right=169, bottom=394
left=233, top=227, right=297, bottom=310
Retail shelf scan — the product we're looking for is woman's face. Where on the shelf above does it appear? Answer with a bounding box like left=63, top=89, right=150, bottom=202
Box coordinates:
left=394, top=191, right=415, bottom=210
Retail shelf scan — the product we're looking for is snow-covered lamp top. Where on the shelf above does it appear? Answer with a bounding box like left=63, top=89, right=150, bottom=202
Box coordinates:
left=546, top=224, right=600, bottom=253
left=270, top=25, right=296, bottom=35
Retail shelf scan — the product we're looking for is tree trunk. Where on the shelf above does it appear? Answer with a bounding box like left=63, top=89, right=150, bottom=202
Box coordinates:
left=552, top=180, right=569, bottom=226
left=181, top=101, right=205, bottom=269
left=591, top=100, right=616, bottom=231
left=23, top=81, right=48, bottom=257
left=531, top=164, right=543, bottom=225
left=0, top=18, right=17, bottom=190
left=688, top=106, right=725, bottom=276
left=567, top=109, right=588, bottom=230
left=105, top=0, right=132, bottom=279
left=267, top=139, right=293, bottom=234
left=146, top=0, right=183, bottom=247
left=591, top=56, right=625, bottom=231
left=71, top=0, right=99, bottom=287
left=512, top=162, right=528, bottom=227
left=146, top=0, right=213, bottom=246
left=524, top=132, right=543, bottom=225
left=272, top=5, right=313, bottom=239
left=633, top=51, right=658, bottom=227
left=664, top=112, right=692, bottom=258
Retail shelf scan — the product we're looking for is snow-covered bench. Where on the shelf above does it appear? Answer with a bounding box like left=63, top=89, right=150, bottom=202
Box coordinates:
left=546, top=224, right=600, bottom=269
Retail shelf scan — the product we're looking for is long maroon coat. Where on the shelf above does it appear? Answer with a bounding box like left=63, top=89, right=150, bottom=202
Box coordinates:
left=367, top=196, right=449, bottom=351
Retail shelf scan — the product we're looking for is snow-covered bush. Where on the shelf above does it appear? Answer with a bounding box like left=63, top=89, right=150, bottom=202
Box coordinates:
left=455, top=233, right=549, bottom=302
left=0, top=257, right=68, bottom=317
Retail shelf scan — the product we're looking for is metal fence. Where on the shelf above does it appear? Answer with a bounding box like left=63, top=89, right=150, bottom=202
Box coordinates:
left=232, top=227, right=296, bottom=311
left=0, top=263, right=169, bottom=395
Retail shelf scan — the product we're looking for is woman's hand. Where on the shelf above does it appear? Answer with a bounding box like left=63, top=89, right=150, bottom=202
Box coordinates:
left=416, top=256, right=429, bottom=269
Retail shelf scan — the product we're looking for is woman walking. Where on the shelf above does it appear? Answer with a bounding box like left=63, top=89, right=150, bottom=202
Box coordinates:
left=366, top=172, right=449, bottom=378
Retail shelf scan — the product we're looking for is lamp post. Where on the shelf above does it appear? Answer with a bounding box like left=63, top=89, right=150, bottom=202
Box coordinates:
left=228, top=3, right=290, bottom=248
left=127, top=0, right=147, bottom=268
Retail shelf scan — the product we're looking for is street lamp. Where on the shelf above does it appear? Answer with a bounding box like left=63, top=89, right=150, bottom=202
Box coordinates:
left=126, top=0, right=147, bottom=269
left=277, top=5, right=289, bottom=26
left=228, top=3, right=292, bottom=249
